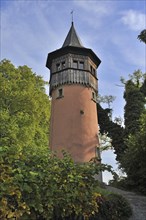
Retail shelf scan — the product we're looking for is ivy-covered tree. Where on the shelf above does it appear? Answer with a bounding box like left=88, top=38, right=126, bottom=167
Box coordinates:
left=98, top=70, right=145, bottom=165
left=121, top=111, right=146, bottom=194
left=119, top=71, right=146, bottom=193
left=123, top=70, right=145, bottom=136
left=140, top=77, right=146, bottom=96
left=106, top=70, right=146, bottom=193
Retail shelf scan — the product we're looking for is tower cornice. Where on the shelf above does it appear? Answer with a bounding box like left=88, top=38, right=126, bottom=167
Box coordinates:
left=46, top=46, right=101, bottom=69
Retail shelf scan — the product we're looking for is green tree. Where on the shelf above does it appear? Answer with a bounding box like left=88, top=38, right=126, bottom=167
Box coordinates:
left=109, top=71, right=146, bottom=193
left=97, top=103, right=125, bottom=162
left=98, top=95, right=116, bottom=109
left=121, top=111, right=146, bottom=194
left=123, top=70, right=145, bottom=136
left=98, top=71, right=145, bottom=166
left=0, top=59, right=50, bottom=151
left=140, top=76, right=146, bottom=96
left=0, top=59, right=51, bottom=219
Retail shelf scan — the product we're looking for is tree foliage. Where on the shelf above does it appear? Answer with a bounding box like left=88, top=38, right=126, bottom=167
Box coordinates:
left=103, top=70, right=146, bottom=193
left=120, top=112, right=146, bottom=194
left=98, top=70, right=146, bottom=194
left=0, top=59, right=50, bottom=152
left=98, top=95, right=116, bottom=109
left=97, top=104, right=125, bottom=162
left=92, top=193, right=132, bottom=220
left=122, top=70, right=146, bottom=139
left=0, top=59, right=51, bottom=219
left=124, top=78, right=145, bottom=136
left=0, top=149, right=105, bottom=219
left=138, top=29, right=146, bottom=44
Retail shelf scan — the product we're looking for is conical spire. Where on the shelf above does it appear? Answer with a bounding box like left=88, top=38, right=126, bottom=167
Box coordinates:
left=62, top=22, right=83, bottom=48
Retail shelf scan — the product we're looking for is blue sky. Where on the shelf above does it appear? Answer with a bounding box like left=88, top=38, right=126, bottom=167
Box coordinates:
left=1, top=0, right=146, bottom=183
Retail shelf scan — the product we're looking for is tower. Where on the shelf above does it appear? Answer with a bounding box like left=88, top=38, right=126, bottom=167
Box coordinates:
left=46, top=22, right=101, bottom=162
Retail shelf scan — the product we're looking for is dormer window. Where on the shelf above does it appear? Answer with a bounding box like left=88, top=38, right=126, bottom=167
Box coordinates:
left=79, top=61, right=84, bottom=69
left=73, top=60, right=78, bottom=68
left=56, top=63, right=61, bottom=71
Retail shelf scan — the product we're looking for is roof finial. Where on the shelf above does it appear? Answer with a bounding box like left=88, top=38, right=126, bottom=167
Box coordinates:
left=71, top=10, right=74, bottom=24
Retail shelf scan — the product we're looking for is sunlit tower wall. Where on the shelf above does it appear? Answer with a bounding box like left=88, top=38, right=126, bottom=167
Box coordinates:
left=46, top=22, right=101, bottom=162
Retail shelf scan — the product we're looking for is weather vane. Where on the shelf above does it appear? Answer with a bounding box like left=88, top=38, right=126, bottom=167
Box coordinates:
left=71, top=10, right=74, bottom=23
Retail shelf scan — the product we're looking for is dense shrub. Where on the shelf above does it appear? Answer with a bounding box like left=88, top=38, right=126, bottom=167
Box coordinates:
left=1, top=147, right=132, bottom=220
left=53, top=192, right=132, bottom=220
left=0, top=151, right=105, bottom=220
left=90, top=193, right=132, bottom=220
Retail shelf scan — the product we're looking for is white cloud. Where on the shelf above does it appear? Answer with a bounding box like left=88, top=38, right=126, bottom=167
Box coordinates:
left=74, top=0, right=112, bottom=15
left=121, top=10, right=145, bottom=31
left=110, top=31, right=145, bottom=71
left=73, top=0, right=115, bottom=30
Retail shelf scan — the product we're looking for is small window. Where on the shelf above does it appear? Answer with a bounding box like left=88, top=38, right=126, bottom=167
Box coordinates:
left=96, top=147, right=101, bottom=161
left=62, top=61, right=65, bottom=69
left=90, top=65, right=93, bottom=73
left=56, top=63, right=61, bottom=71
left=92, top=68, right=96, bottom=75
left=57, top=88, right=63, bottom=98
left=92, top=92, right=95, bottom=99
left=73, top=60, right=78, bottom=68
left=59, top=88, right=63, bottom=97
left=90, top=65, right=96, bottom=75
left=79, top=61, right=84, bottom=69
left=92, top=92, right=97, bottom=102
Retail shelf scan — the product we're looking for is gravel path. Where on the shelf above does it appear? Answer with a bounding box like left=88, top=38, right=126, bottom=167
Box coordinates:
left=106, top=186, right=146, bottom=220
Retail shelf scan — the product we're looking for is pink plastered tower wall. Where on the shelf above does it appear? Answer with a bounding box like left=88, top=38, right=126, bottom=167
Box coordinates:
left=49, top=84, right=99, bottom=162
left=46, top=22, right=101, bottom=163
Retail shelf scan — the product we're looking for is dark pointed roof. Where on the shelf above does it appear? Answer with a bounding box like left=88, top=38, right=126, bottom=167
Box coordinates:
left=46, top=22, right=101, bottom=70
left=62, top=22, right=83, bottom=48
